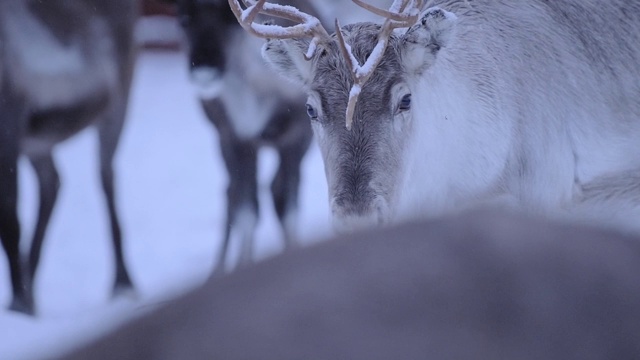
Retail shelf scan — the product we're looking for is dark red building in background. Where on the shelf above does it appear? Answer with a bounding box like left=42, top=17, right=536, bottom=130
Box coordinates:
left=138, top=0, right=182, bottom=50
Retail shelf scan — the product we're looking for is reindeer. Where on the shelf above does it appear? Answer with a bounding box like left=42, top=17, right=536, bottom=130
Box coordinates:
left=227, top=0, right=640, bottom=233
left=0, top=0, right=138, bottom=314
left=63, top=207, right=640, bottom=360
left=172, top=0, right=323, bottom=275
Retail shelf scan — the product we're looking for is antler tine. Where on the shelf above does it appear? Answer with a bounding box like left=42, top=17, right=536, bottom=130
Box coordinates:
left=347, top=0, right=424, bottom=78
left=335, top=19, right=357, bottom=75
left=228, top=0, right=330, bottom=43
left=245, top=0, right=266, bottom=25
left=352, top=0, right=423, bottom=25
left=339, top=0, right=424, bottom=129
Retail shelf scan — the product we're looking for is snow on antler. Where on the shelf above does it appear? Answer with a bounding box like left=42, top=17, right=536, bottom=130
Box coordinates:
left=228, top=0, right=330, bottom=60
left=229, top=0, right=424, bottom=129
left=338, top=0, right=424, bottom=129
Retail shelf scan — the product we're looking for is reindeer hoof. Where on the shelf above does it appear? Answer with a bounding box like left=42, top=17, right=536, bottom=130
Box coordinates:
left=112, top=281, right=136, bottom=300
left=9, top=296, right=35, bottom=316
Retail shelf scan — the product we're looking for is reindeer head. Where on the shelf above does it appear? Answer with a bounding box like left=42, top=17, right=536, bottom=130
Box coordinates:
left=177, top=0, right=238, bottom=97
left=228, top=0, right=457, bottom=231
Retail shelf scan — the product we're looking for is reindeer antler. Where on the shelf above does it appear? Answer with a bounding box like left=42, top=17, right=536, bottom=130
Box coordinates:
left=228, top=0, right=424, bottom=130
left=337, top=0, right=424, bottom=129
left=227, top=0, right=331, bottom=60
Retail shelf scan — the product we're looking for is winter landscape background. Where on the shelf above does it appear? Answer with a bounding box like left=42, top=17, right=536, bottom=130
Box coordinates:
left=0, top=46, right=332, bottom=359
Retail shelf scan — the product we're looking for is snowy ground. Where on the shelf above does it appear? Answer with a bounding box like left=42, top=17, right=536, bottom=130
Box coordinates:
left=0, top=49, right=331, bottom=359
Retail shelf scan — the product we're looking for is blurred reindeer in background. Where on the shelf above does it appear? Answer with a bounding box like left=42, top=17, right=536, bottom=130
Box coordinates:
left=0, top=0, right=138, bottom=314
left=171, top=0, right=327, bottom=275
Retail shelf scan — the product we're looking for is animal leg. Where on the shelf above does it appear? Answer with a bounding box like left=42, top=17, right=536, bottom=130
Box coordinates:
left=0, top=143, right=31, bottom=314
left=271, top=147, right=307, bottom=250
left=98, top=105, right=134, bottom=297
left=0, top=92, right=32, bottom=314
left=25, top=153, right=60, bottom=309
left=213, top=199, right=234, bottom=277
left=213, top=139, right=258, bottom=276
left=232, top=197, right=258, bottom=270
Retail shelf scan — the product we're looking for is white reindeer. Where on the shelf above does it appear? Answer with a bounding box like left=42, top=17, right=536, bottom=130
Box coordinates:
left=227, top=0, right=640, bottom=233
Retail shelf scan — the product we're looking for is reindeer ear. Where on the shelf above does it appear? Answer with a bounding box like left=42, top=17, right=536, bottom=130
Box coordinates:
left=262, top=38, right=314, bottom=87
left=400, top=7, right=458, bottom=74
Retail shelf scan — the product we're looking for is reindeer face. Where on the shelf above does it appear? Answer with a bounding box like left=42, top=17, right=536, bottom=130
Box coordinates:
left=262, top=24, right=414, bottom=230
left=235, top=0, right=458, bottom=231
left=312, top=24, right=414, bottom=230
left=261, top=7, right=459, bottom=231
left=177, top=0, right=237, bottom=97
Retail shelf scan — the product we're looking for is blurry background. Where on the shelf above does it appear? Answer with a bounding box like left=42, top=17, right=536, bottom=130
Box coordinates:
left=0, top=1, right=337, bottom=358
left=2, top=1, right=636, bottom=359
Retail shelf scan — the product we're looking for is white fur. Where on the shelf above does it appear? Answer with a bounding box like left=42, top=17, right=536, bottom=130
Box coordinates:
left=190, top=67, right=225, bottom=100
left=397, top=64, right=516, bottom=219
left=219, top=70, right=278, bottom=139
left=396, top=3, right=640, bottom=228
left=217, top=29, right=302, bottom=139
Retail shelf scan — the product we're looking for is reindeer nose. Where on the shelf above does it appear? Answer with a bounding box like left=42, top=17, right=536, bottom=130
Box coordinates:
left=331, top=195, right=391, bottom=233
left=191, top=66, right=221, bottom=83
left=190, top=66, right=224, bottom=100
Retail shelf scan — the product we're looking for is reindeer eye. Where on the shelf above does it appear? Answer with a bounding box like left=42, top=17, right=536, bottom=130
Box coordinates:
left=398, top=94, right=412, bottom=112
left=306, top=104, right=318, bottom=120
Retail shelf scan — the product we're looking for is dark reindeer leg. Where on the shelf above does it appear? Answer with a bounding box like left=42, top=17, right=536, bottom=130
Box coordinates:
left=25, top=152, right=60, bottom=309
left=271, top=149, right=304, bottom=249
left=214, top=137, right=259, bottom=275
left=96, top=5, right=138, bottom=295
left=0, top=146, right=30, bottom=314
left=97, top=102, right=134, bottom=296
left=215, top=204, right=234, bottom=276
left=201, top=99, right=260, bottom=276
left=265, top=103, right=312, bottom=249
left=0, top=98, right=31, bottom=314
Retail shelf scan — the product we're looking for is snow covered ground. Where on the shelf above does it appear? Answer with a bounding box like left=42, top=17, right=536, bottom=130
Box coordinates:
left=0, top=49, right=331, bottom=359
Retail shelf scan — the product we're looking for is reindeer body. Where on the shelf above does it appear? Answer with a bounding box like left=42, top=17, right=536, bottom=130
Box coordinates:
left=399, top=0, right=640, bottom=220
left=176, top=0, right=314, bottom=274
left=256, top=0, right=640, bottom=232
left=0, top=0, right=137, bottom=314
left=64, top=207, right=640, bottom=360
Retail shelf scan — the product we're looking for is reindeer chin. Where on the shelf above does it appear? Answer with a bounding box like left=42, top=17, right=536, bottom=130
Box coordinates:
left=331, top=195, right=391, bottom=233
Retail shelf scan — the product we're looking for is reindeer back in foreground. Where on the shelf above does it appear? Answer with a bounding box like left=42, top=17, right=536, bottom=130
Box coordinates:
left=0, top=0, right=138, bottom=314
left=63, top=207, right=640, bottom=359
left=229, top=0, right=640, bottom=233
